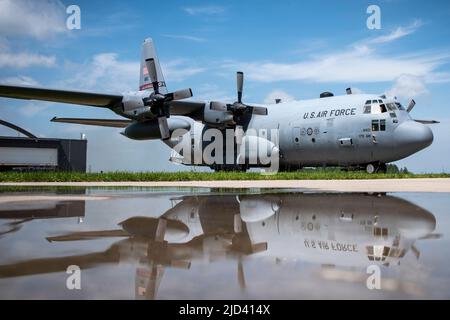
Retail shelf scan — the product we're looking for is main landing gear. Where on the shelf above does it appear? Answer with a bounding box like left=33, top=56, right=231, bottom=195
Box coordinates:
left=365, top=162, right=387, bottom=174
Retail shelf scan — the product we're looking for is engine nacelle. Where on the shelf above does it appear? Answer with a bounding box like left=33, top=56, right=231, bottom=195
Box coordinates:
left=121, top=91, right=150, bottom=117
left=122, top=117, right=191, bottom=140
left=203, top=102, right=234, bottom=127
left=237, top=134, right=280, bottom=166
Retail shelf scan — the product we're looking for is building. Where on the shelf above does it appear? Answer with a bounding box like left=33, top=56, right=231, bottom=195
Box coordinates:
left=0, top=119, right=87, bottom=172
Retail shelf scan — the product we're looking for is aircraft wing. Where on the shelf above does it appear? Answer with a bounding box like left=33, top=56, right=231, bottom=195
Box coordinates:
left=168, top=100, right=205, bottom=119
left=0, top=84, right=206, bottom=119
left=0, top=85, right=123, bottom=108
left=414, top=119, right=440, bottom=124
left=51, top=117, right=132, bottom=128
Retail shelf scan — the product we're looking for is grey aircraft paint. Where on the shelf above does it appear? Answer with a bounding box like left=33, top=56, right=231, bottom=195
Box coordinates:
left=0, top=38, right=437, bottom=172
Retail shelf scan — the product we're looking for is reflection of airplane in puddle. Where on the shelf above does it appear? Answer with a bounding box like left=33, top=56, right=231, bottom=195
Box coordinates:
left=0, top=193, right=439, bottom=299
left=0, top=200, right=85, bottom=237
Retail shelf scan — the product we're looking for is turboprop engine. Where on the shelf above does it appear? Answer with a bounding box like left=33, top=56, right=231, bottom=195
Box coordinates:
left=121, top=117, right=191, bottom=140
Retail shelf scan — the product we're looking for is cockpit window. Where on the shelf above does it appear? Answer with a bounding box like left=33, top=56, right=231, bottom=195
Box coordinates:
left=364, top=99, right=389, bottom=114
left=386, top=103, right=397, bottom=111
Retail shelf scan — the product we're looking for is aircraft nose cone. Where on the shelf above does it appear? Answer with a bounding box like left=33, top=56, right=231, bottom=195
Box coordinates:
left=395, top=121, right=433, bottom=152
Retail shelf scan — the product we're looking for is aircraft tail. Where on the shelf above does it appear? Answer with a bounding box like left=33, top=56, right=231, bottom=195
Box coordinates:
left=139, top=38, right=167, bottom=93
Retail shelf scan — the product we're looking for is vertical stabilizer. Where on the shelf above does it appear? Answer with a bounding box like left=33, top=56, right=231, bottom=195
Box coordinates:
left=139, top=38, right=168, bottom=93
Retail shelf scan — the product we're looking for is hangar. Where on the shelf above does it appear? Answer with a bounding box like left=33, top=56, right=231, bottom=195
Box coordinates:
left=0, top=119, right=87, bottom=172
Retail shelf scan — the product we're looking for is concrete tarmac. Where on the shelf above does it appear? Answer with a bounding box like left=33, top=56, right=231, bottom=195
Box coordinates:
left=1, top=178, right=450, bottom=192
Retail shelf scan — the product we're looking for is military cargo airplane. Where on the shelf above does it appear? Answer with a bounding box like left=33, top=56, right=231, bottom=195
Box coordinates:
left=0, top=193, right=438, bottom=299
left=0, top=38, right=439, bottom=173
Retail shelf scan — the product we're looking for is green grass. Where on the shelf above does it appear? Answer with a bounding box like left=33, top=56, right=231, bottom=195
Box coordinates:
left=0, top=170, right=449, bottom=182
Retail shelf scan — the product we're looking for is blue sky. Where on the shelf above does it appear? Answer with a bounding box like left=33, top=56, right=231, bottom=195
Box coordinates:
left=0, top=0, right=449, bottom=172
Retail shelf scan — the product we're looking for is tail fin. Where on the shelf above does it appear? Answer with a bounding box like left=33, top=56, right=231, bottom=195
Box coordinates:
left=139, top=38, right=168, bottom=93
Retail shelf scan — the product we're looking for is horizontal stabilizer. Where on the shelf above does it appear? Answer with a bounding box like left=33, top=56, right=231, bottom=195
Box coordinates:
left=0, top=85, right=123, bottom=108
left=51, top=117, right=132, bottom=128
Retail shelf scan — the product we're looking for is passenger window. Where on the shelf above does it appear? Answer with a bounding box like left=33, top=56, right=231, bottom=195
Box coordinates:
left=372, top=120, right=379, bottom=131
left=380, top=119, right=386, bottom=131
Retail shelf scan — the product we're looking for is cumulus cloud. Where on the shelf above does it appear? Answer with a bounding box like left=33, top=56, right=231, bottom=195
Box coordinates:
left=264, top=90, right=295, bottom=104
left=386, top=74, right=428, bottom=99
left=0, top=0, right=67, bottom=40
left=61, top=53, right=139, bottom=93
left=0, top=51, right=56, bottom=68
left=224, top=45, right=448, bottom=84
left=0, top=75, right=39, bottom=86
left=161, top=59, right=206, bottom=82
left=60, top=54, right=206, bottom=93
left=183, top=5, right=225, bottom=16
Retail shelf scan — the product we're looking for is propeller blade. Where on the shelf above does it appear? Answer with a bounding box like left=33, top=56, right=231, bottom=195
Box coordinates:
left=154, top=218, right=167, bottom=242
left=411, top=244, right=420, bottom=260
left=251, top=106, right=268, bottom=115
left=237, top=71, right=244, bottom=104
left=407, top=99, right=416, bottom=113
left=237, top=259, right=246, bottom=290
left=145, top=58, right=159, bottom=93
left=210, top=101, right=228, bottom=112
left=158, top=117, right=171, bottom=140
left=166, top=88, right=193, bottom=101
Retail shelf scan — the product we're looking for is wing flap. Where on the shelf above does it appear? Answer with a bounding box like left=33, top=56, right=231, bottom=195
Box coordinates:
left=0, top=85, right=123, bottom=108
left=51, top=117, right=132, bottom=128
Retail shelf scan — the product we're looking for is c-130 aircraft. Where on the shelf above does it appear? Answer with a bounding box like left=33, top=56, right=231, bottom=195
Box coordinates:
left=0, top=38, right=438, bottom=173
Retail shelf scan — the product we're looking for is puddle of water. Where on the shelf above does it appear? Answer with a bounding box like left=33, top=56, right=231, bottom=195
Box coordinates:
left=0, top=189, right=449, bottom=300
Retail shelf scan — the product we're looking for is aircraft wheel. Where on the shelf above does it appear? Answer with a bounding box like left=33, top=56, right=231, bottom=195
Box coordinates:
left=366, top=163, right=376, bottom=174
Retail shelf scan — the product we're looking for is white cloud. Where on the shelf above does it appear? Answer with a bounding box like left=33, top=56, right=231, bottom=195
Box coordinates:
left=183, top=5, right=225, bottom=15
left=365, top=20, right=422, bottom=45
left=18, top=102, right=51, bottom=117
left=225, top=45, right=449, bottom=84
left=386, top=74, right=428, bottom=99
left=162, top=59, right=206, bottom=82
left=193, top=83, right=234, bottom=102
left=0, top=51, right=56, bottom=68
left=264, top=90, right=295, bottom=104
left=162, top=34, right=207, bottom=42
left=61, top=53, right=139, bottom=93
left=60, top=54, right=206, bottom=93
left=0, top=75, right=39, bottom=86
left=0, top=0, right=67, bottom=40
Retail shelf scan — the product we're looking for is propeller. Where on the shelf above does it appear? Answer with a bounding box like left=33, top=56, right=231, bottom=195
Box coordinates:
left=211, top=71, right=268, bottom=122
left=143, top=58, right=193, bottom=139
left=406, top=99, right=416, bottom=113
